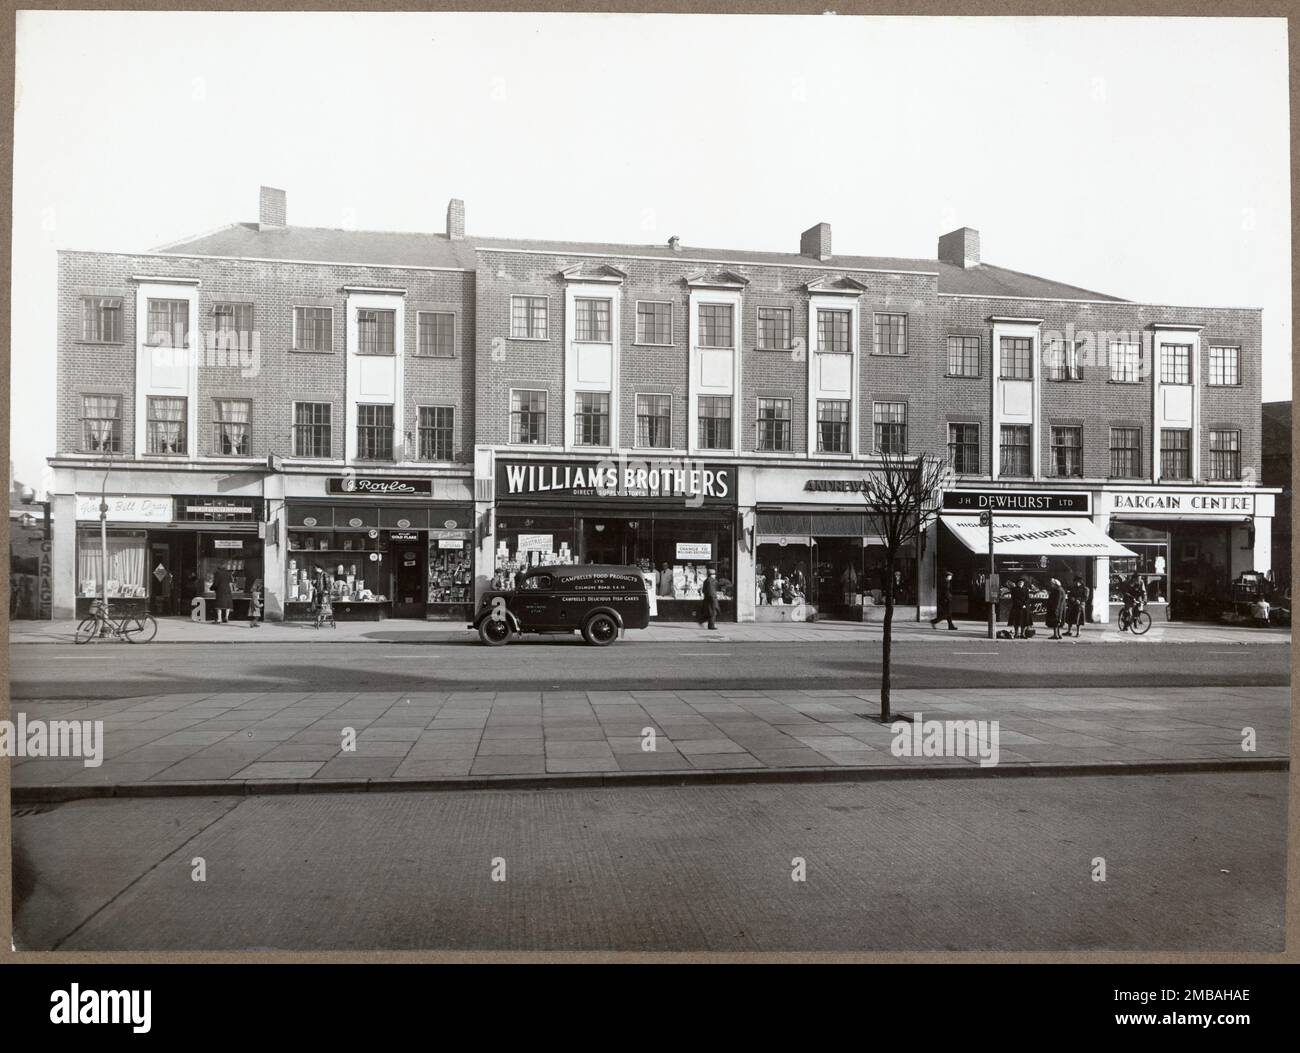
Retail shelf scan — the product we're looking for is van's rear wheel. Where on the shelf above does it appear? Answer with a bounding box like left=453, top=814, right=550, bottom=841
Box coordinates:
left=582, top=612, right=619, bottom=647
left=478, top=618, right=512, bottom=646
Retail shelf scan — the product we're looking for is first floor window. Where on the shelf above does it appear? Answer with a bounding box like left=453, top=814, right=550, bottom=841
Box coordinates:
left=1109, top=341, right=1142, bottom=383
left=356, top=404, right=394, bottom=460
left=636, top=394, right=671, bottom=448
left=1000, top=425, right=1031, bottom=477
left=947, top=423, right=979, bottom=474
left=873, top=402, right=905, bottom=454
left=213, top=399, right=251, bottom=456
left=146, top=396, right=187, bottom=455
left=510, top=296, right=548, bottom=339
left=873, top=313, right=906, bottom=356
left=213, top=303, right=254, bottom=350
left=1050, top=425, right=1083, bottom=477
left=419, top=406, right=455, bottom=460
left=698, top=304, right=734, bottom=348
left=293, top=306, right=333, bottom=351
left=1045, top=339, right=1082, bottom=381
left=417, top=312, right=455, bottom=357
left=1160, top=428, right=1191, bottom=479
left=81, top=296, right=122, bottom=343
left=756, top=397, right=792, bottom=451
left=1109, top=427, right=1141, bottom=478
left=574, top=392, right=610, bottom=446
left=1209, top=429, right=1241, bottom=480
left=697, top=395, right=732, bottom=449
left=510, top=389, right=547, bottom=444
left=947, top=336, right=979, bottom=377
left=636, top=302, right=672, bottom=345
left=81, top=395, right=122, bottom=453
left=1160, top=344, right=1191, bottom=385
left=293, top=402, right=331, bottom=458
left=1000, top=336, right=1033, bottom=379
left=817, top=309, right=851, bottom=353
left=356, top=308, right=395, bottom=355
left=574, top=298, right=612, bottom=342
left=1208, top=346, right=1239, bottom=386
left=757, top=307, right=792, bottom=351
left=817, top=399, right=851, bottom=454
left=146, top=299, right=189, bottom=347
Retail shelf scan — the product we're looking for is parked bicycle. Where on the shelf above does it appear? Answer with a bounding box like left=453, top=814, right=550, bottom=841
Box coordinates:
left=74, top=599, right=158, bottom=644
left=1116, top=600, right=1152, bottom=635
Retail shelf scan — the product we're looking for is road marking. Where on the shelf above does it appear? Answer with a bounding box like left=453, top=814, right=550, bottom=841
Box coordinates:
left=380, top=655, right=433, bottom=658
left=953, top=651, right=998, bottom=655
left=679, top=652, right=732, bottom=656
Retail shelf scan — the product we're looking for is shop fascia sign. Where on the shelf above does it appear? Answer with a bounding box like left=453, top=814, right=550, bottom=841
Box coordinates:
left=497, top=459, right=733, bottom=504
left=75, top=494, right=173, bottom=523
left=1107, top=490, right=1254, bottom=516
left=942, top=490, right=1091, bottom=515
left=327, top=476, right=433, bottom=496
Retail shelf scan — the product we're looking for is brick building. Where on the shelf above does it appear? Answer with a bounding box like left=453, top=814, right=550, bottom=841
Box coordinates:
left=48, top=187, right=1278, bottom=624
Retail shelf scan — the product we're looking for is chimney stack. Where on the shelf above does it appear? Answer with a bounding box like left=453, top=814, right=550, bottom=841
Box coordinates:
left=668, top=235, right=681, bottom=252
left=258, top=186, right=287, bottom=229
left=938, top=227, right=980, bottom=269
left=446, top=198, right=465, bottom=240
left=800, top=222, right=832, bottom=261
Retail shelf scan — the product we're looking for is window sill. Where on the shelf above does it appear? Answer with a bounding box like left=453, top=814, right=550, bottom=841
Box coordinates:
left=412, top=354, right=457, bottom=361
left=753, top=346, right=795, bottom=353
left=1106, top=379, right=1142, bottom=385
left=870, top=352, right=909, bottom=358
left=74, top=340, right=126, bottom=347
left=632, top=342, right=676, bottom=349
left=290, top=347, right=335, bottom=354
left=1205, top=383, right=1243, bottom=389
left=1046, top=377, right=1086, bottom=383
left=508, top=336, right=550, bottom=343
left=943, top=373, right=981, bottom=380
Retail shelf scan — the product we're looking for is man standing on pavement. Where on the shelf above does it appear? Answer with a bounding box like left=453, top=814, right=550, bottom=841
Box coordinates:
left=698, top=566, right=721, bottom=630
left=931, top=569, right=957, bottom=630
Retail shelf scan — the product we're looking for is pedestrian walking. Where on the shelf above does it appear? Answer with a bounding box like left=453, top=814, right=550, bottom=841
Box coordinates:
left=1008, top=577, right=1029, bottom=639
left=1066, top=576, right=1088, bottom=636
left=248, top=578, right=263, bottom=628
left=697, top=566, right=721, bottom=630
left=1046, top=578, right=1066, bottom=639
left=212, top=562, right=233, bottom=624
left=931, top=570, right=957, bottom=630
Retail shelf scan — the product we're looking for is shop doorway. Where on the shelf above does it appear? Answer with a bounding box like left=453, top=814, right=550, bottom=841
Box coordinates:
left=148, top=539, right=182, bottom=617
left=813, top=537, right=863, bottom=619
left=390, top=533, right=427, bottom=618
left=582, top=519, right=624, bottom=564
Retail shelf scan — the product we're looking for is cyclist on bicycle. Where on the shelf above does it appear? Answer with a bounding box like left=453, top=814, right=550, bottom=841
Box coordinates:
left=1120, top=573, right=1147, bottom=625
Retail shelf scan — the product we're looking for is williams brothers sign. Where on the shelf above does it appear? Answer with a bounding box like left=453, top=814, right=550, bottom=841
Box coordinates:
left=496, top=458, right=735, bottom=506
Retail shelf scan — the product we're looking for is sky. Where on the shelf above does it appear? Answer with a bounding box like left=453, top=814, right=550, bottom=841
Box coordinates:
left=10, top=11, right=1291, bottom=497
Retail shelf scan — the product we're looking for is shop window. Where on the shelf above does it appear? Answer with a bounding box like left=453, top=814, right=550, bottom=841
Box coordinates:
left=356, top=404, right=394, bottom=461
left=510, top=389, right=547, bottom=444
left=1208, top=429, right=1240, bottom=480
left=873, top=402, right=905, bottom=455
left=697, top=303, right=734, bottom=348
left=757, top=307, right=791, bottom=351
left=356, top=308, right=395, bottom=356
left=293, top=402, right=332, bottom=458
left=574, top=298, right=612, bottom=342
left=816, top=309, right=851, bottom=353
left=492, top=514, right=579, bottom=586
left=947, top=336, right=979, bottom=377
left=81, top=394, right=122, bottom=453
left=1159, top=344, right=1191, bottom=385
left=213, top=399, right=251, bottom=456
left=1110, top=535, right=1169, bottom=604
left=418, top=406, right=455, bottom=461
left=427, top=537, right=472, bottom=607
left=574, top=392, right=610, bottom=446
left=1108, top=341, right=1142, bottom=383
left=698, top=396, right=732, bottom=450
left=1050, top=426, right=1082, bottom=477
left=947, top=422, right=979, bottom=474
left=818, top=400, right=851, bottom=454
left=285, top=530, right=388, bottom=605
left=873, top=313, right=906, bottom=356
left=1109, top=427, right=1141, bottom=478
left=636, top=394, right=671, bottom=449
left=1000, top=425, right=1031, bottom=477
left=1160, top=428, right=1191, bottom=480
left=77, top=529, right=147, bottom=599
left=293, top=306, right=333, bottom=352
left=1208, top=346, right=1239, bottom=386
left=636, top=301, right=673, bottom=346
left=999, top=336, right=1033, bottom=380
left=416, top=312, right=455, bottom=358
left=755, top=542, right=813, bottom=609
left=756, top=397, right=792, bottom=452
left=81, top=296, right=122, bottom=343
left=146, top=396, right=187, bottom=455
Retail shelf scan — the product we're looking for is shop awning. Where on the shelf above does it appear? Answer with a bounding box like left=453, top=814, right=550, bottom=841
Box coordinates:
left=941, top=515, right=1137, bottom=557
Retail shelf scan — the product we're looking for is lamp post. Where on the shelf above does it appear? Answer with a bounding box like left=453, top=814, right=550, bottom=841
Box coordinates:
left=99, top=451, right=115, bottom=608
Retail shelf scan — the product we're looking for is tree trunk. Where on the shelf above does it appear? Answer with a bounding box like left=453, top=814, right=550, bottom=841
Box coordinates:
left=881, top=549, right=895, bottom=722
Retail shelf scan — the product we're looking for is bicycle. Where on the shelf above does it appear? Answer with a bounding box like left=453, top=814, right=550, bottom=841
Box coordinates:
left=74, top=599, right=158, bottom=644
left=1116, top=600, right=1152, bottom=635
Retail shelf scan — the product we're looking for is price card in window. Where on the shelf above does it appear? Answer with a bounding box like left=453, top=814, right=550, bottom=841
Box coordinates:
left=676, top=542, right=712, bottom=560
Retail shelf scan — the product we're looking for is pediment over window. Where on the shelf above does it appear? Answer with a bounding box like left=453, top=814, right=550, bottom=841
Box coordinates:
left=684, top=269, right=749, bottom=289
left=804, top=275, right=869, bottom=295
left=558, top=263, right=627, bottom=283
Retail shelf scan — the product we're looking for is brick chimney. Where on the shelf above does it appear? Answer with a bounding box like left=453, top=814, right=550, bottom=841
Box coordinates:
left=938, top=227, right=980, bottom=269
left=800, top=222, right=832, bottom=261
left=258, top=186, right=287, bottom=229
left=446, top=198, right=465, bottom=240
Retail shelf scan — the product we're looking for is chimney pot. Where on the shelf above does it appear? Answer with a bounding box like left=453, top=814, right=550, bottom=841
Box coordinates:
left=938, top=227, right=980, bottom=269
left=446, top=198, right=466, bottom=240
left=258, top=186, right=287, bottom=229
left=800, top=222, right=832, bottom=261
left=668, top=235, right=681, bottom=252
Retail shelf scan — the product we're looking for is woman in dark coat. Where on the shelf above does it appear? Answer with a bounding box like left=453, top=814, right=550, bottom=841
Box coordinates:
left=212, top=563, right=233, bottom=624
left=1045, top=578, right=1067, bottom=639
left=1008, top=577, right=1029, bottom=638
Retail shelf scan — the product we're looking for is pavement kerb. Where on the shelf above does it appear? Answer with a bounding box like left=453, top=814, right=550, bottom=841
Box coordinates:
left=11, top=756, right=1288, bottom=804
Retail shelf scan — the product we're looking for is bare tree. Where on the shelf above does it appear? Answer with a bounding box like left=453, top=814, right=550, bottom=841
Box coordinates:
left=861, top=450, right=951, bottom=722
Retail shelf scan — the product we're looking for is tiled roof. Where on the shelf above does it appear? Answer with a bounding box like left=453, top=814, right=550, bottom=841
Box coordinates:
left=157, top=223, right=1127, bottom=301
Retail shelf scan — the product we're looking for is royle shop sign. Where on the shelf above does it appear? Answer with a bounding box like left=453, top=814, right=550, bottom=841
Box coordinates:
left=942, top=490, right=1091, bottom=515
left=496, top=459, right=735, bottom=505
left=327, top=476, right=433, bottom=497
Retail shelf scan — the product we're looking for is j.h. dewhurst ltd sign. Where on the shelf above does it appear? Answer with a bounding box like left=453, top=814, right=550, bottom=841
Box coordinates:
left=497, top=459, right=734, bottom=504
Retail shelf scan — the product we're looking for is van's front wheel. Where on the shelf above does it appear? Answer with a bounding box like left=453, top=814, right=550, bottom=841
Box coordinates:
left=582, top=612, right=619, bottom=647
left=478, top=618, right=512, bottom=646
